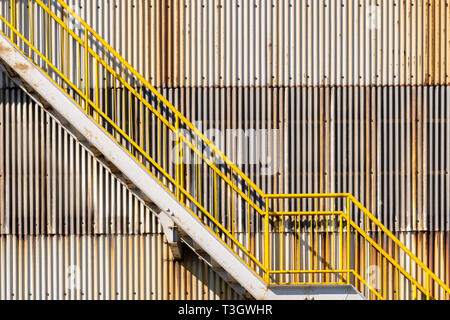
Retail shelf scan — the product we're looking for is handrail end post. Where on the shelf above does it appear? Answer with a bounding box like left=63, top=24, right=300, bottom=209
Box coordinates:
left=346, top=196, right=351, bottom=285
left=264, top=197, right=270, bottom=283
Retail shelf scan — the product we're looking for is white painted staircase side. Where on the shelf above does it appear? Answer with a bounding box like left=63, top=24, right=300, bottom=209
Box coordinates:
left=0, top=33, right=365, bottom=300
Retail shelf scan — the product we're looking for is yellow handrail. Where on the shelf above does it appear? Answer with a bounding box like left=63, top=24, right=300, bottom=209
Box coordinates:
left=264, top=194, right=450, bottom=299
left=0, top=0, right=448, bottom=300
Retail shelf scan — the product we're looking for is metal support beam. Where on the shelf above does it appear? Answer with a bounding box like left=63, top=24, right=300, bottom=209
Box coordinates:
left=158, top=211, right=183, bottom=260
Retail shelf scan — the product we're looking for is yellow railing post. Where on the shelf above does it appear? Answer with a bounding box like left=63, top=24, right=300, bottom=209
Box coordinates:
left=346, top=196, right=351, bottom=284
left=426, top=273, right=430, bottom=300
left=180, top=130, right=184, bottom=204
left=213, top=150, right=218, bottom=234
left=84, top=27, right=89, bottom=111
left=10, top=0, right=16, bottom=43
left=264, top=198, right=270, bottom=283
left=175, top=115, right=180, bottom=201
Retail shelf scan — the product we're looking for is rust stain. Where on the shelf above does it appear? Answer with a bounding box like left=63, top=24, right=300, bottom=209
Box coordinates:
left=0, top=42, right=12, bottom=54
left=84, top=128, right=93, bottom=138
left=13, top=62, right=30, bottom=73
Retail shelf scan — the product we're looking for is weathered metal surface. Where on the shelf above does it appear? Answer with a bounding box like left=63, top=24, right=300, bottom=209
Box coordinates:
left=0, top=0, right=449, bottom=299
left=0, top=35, right=272, bottom=299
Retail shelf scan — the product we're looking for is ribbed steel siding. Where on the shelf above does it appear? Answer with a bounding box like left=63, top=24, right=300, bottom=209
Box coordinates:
left=0, top=0, right=449, bottom=298
left=0, top=235, right=240, bottom=300
left=1, top=0, right=448, bottom=88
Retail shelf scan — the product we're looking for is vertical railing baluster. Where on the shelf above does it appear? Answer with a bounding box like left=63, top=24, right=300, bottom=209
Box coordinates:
left=29, top=0, right=34, bottom=57
left=157, top=100, right=161, bottom=178
left=340, top=211, right=343, bottom=282
left=213, top=150, right=218, bottom=235
left=364, top=210, right=367, bottom=296
left=230, top=168, right=234, bottom=251
left=264, top=197, right=269, bottom=283
left=247, top=185, right=250, bottom=253
left=278, top=204, right=282, bottom=282
left=314, top=198, right=318, bottom=283
left=84, top=27, right=89, bottom=112
left=310, top=210, right=313, bottom=283
left=11, top=0, right=16, bottom=43
left=332, top=198, right=335, bottom=282
left=175, top=115, right=180, bottom=201
left=325, top=209, right=329, bottom=283
left=298, top=198, right=301, bottom=283
left=179, top=127, right=184, bottom=205
left=60, top=4, right=65, bottom=89
left=44, top=2, right=49, bottom=72
left=95, top=59, right=99, bottom=122
left=346, top=196, right=351, bottom=284
left=280, top=199, right=284, bottom=280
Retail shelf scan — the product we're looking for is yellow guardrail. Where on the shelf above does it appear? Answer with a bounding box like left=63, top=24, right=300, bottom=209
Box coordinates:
left=0, top=0, right=449, bottom=300
left=265, top=194, right=450, bottom=299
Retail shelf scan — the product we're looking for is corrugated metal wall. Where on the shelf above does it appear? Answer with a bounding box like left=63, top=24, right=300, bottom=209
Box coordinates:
left=2, top=0, right=448, bottom=88
left=0, top=88, right=241, bottom=300
left=1, top=0, right=448, bottom=232
left=0, top=0, right=449, bottom=298
left=56, top=0, right=450, bottom=88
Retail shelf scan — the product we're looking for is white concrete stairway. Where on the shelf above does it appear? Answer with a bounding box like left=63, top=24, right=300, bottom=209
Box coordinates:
left=0, top=32, right=365, bottom=300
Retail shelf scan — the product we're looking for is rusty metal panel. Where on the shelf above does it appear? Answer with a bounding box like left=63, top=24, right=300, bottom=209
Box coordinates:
left=75, top=0, right=449, bottom=87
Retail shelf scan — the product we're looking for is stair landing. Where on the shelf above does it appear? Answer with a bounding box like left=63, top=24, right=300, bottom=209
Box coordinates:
left=267, top=285, right=365, bottom=300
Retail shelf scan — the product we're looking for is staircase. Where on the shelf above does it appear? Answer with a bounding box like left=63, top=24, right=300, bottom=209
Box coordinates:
left=0, top=0, right=449, bottom=300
